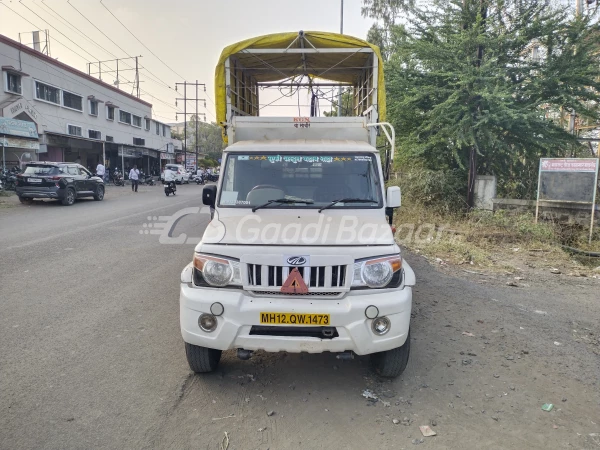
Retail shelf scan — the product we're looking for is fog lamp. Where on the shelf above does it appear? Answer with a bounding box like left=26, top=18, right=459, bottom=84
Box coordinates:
left=199, top=313, right=217, bottom=332
left=371, top=316, right=390, bottom=335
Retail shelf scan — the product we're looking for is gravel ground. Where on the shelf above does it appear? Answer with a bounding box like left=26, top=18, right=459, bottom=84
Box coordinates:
left=0, top=184, right=598, bottom=449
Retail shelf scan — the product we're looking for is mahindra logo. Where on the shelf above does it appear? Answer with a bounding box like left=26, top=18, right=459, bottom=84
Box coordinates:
left=286, top=256, right=307, bottom=266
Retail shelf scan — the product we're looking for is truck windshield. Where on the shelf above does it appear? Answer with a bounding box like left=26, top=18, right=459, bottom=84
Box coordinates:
left=218, top=153, right=382, bottom=209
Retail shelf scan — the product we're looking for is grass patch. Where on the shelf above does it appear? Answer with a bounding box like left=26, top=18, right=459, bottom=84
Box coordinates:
left=394, top=200, right=599, bottom=272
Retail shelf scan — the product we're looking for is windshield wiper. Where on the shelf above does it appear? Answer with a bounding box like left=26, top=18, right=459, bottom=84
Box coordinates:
left=318, top=198, right=378, bottom=213
left=252, top=198, right=314, bottom=213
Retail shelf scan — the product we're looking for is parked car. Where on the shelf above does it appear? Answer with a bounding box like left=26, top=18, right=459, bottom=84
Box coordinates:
left=160, top=164, right=190, bottom=184
left=16, top=162, right=105, bottom=206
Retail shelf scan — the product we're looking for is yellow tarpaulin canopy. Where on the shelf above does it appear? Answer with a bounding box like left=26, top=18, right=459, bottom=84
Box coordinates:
left=214, top=31, right=386, bottom=128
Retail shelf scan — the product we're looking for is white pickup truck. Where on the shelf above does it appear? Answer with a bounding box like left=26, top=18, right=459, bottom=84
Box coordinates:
left=179, top=31, right=415, bottom=378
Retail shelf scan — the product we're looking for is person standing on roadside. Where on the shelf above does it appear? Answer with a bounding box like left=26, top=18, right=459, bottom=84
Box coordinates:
left=96, top=161, right=105, bottom=181
left=129, top=165, right=140, bottom=192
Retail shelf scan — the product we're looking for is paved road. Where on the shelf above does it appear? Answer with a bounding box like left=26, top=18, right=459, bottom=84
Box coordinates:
left=0, top=184, right=210, bottom=449
left=1, top=185, right=599, bottom=450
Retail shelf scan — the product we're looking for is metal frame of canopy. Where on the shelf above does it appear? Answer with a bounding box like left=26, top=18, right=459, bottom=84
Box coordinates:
left=215, top=31, right=386, bottom=132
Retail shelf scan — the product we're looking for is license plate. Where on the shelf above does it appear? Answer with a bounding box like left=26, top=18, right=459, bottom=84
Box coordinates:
left=28, top=178, right=42, bottom=183
left=260, top=312, right=330, bottom=326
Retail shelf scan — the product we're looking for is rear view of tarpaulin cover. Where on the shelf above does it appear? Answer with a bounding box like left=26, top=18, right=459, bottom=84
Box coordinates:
left=214, top=31, right=386, bottom=138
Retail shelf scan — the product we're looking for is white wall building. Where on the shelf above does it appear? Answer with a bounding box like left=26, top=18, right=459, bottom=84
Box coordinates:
left=0, top=34, right=178, bottom=174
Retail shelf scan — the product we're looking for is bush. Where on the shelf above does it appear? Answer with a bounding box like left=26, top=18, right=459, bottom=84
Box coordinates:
left=394, top=168, right=467, bottom=215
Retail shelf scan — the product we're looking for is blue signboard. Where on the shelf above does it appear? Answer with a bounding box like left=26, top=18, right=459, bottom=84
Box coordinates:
left=0, top=117, right=38, bottom=139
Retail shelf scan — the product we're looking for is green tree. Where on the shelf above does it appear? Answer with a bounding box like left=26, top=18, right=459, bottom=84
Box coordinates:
left=366, top=0, right=600, bottom=204
left=323, top=90, right=355, bottom=116
left=170, top=128, right=184, bottom=141
left=185, top=116, right=225, bottom=156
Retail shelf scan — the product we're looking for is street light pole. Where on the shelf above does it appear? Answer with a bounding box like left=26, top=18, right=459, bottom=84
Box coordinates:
left=337, top=0, right=344, bottom=117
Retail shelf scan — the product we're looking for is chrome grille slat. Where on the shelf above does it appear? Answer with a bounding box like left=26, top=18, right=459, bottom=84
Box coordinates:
left=303, top=265, right=310, bottom=286
left=324, top=266, right=332, bottom=288
left=261, top=265, right=268, bottom=287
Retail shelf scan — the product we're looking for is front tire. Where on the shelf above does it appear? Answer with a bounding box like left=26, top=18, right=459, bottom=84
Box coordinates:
left=370, top=331, right=411, bottom=378
left=93, top=185, right=104, bottom=201
left=185, top=343, right=222, bottom=373
left=61, top=188, right=76, bottom=206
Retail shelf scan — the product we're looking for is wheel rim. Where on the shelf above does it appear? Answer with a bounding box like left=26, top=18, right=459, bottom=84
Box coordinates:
left=67, top=190, right=74, bottom=203
left=98, top=187, right=104, bottom=199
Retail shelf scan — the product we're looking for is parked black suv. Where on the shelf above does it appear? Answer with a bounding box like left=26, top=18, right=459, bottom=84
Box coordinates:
left=16, top=162, right=105, bottom=206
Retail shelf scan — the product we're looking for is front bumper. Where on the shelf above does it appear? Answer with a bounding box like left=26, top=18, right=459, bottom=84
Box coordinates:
left=179, top=266, right=412, bottom=356
left=16, top=186, right=64, bottom=199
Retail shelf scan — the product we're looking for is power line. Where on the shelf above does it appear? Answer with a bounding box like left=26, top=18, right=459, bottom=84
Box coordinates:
left=140, top=89, right=182, bottom=112
left=14, top=1, right=181, bottom=116
left=79, top=0, right=214, bottom=120
left=34, top=0, right=138, bottom=88
left=38, top=0, right=117, bottom=61
left=3, top=1, right=192, bottom=120
left=65, top=0, right=174, bottom=92
left=17, top=0, right=100, bottom=62
left=100, top=0, right=185, bottom=80
left=1, top=3, right=91, bottom=63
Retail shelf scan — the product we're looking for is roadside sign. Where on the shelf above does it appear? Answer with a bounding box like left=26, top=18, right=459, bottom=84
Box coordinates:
left=536, top=158, right=599, bottom=243
left=0, top=116, right=38, bottom=139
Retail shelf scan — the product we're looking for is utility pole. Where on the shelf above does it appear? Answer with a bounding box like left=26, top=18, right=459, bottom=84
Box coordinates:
left=87, top=56, right=143, bottom=96
left=337, top=0, right=344, bottom=117
left=464, top=0, right=487, bottom=209
left=196, top=80, right=199, bottom=168
left=176, top=81, right=207, bottom=171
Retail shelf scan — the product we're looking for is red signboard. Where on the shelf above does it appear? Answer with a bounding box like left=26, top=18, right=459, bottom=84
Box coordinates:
left=540, top=158, right=598, bottom=172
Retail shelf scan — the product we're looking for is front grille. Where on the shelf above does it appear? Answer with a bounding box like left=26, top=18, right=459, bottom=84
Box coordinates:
left=250, top=291, right=341, bottom=297
left=247, top=264, right=346, bottom=289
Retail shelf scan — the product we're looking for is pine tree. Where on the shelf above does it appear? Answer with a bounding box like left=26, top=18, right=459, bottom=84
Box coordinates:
left=366, top=0, right=600, bottom=202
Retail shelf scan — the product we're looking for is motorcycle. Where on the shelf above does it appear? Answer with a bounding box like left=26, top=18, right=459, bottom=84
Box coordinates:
left=191, top=173, right=204, bottom=185
left=164, top=181, right=177, bottom=196
left=139, top=171, right=155, bottom=186
left=112, top=169, right=124, bottom=187
left=206, top=173, right=219, bottom=183
left=1, top=168, right=18, bottom=191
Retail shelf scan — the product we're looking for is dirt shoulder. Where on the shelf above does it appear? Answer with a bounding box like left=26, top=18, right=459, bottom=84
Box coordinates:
left=144, top=252, right=600, bottom=450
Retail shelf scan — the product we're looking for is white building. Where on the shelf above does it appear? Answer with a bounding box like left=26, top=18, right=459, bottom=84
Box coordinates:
left=0, top=34, right=179, bottom=174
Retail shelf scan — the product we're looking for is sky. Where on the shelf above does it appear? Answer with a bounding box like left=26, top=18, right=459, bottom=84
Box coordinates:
left=0, top=0, right=375, bottom=123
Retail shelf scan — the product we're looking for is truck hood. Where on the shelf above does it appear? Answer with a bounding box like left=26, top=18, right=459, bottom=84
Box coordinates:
left=201, top=209, right=394, bottom=246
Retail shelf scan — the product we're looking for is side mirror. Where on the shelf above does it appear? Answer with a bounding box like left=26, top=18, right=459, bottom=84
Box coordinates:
left=203, top=185, right=217, bottom=207
left=386, top=186, right=401, bottom=208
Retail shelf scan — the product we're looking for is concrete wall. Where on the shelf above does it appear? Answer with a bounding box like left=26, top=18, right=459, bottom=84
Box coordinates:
left=0, top=35, right=174, bottom=155
left=492, top=198, right=600, bottom=226
left=475, top=175, right=497, bottom=210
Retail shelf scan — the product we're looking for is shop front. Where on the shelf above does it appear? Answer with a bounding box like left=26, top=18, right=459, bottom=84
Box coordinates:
left=118, top=146, right=161, bottom=177
left=0, top=116, right=39, bottom=170
left=43, top=133, right=104, bottom=170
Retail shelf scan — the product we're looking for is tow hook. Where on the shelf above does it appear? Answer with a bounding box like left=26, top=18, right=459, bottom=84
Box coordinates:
left=237, top=349, right=253, bottom=360
left=322, top=327, right=335, bottom=338
left=335, top=351, right=354, bottom=360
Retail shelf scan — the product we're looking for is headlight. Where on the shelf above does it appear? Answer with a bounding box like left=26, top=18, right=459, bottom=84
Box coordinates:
left=193, top=253, right=242, bottom=287
left=352, top=255, right=402, bottom=289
